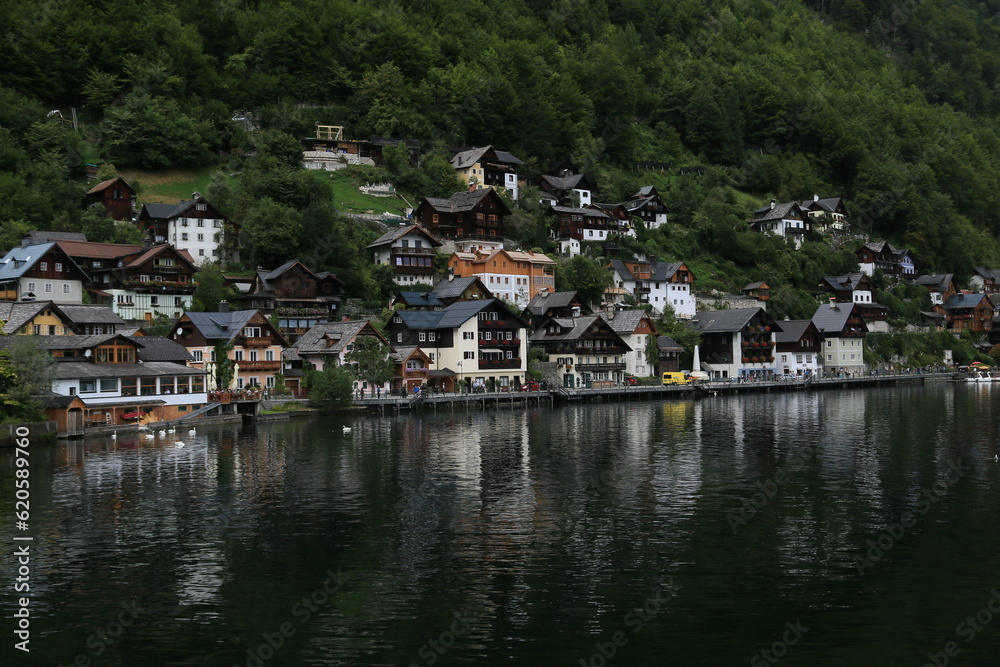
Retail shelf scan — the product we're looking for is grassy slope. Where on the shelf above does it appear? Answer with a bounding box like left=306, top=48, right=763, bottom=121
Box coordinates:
left=324, top=169, right=409, bottom=217
left=119, top=165, right=221, bottom=205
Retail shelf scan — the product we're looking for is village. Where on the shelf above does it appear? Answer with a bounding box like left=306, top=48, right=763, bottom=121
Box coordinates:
left=3, top=128, right=999, bottom=437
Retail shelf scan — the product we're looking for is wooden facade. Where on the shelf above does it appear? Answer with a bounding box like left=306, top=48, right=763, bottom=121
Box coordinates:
left=86, top=176, right=136, bottom=221
left=414, top=188, right=512, bottom=241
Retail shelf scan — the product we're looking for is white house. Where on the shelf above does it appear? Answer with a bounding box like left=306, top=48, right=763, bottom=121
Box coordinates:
left=600, top=309, right=659, bottom=377
left=366, top=224, right=442, bottom=286
left=609, top=259, right=696, bottom=317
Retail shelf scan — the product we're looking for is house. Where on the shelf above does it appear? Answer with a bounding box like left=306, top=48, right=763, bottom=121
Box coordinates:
left=448, top=248, right=556, bottom=309
left=912, top=274, right=959, bottom=306
left=521, top=290, right=590, bottom=329
left=412, top=188, right=511, bottom=252
left=86, top=176, right=136, bottom=221
left=52, top=304, right=126, bottom=335
left=855, top=241, right=914, bottom=277
left=292, top=320, right=394, bottom=395
left=934, top=293, right=995, bottom=334
left=137, top=195, right=235, bottom=265
left=599, top=309, right=659, bottom=377
left=774, top=319, right=823, bottom=377
left=239, top=260, right=344, bottom=341
left=690, top=308, right=783, bottom=380
left=385, top=299, right=529, bottom=391
left=528, top=314, right=631, bottom=388
left=392, top=276, right=494, bottom=310
left=169, top=305, right=288, bottom=391
left=301, top=127, right=421, bottom=170
left=0, top=301, right=72, bottom=335
left=817, top=273, right=890, bottom=329
left=624, top=186, right=668, bottom=229
left=657, top=335, right=684, bottom=374
left=588, top=202, right=634, bottom=236
left=539, top=171, right=595, bottom=207
left=748, top=200, right=809, bottom=247
left=812, top=302, right=868, bottom=376
left=56, top=240, right=198, bottom=322
left=450, top=145, right=522, bottom=200
left=0, top=242, right=89, bottom=304
left=741, top=282, right=771, bottom=302
left=4, top=333, right=208, bottom=433
left=970, top=267, right=1000, bottom=294
left=547, top=206, right=614, bottom=257
left=366, top=225, right=442, bottom=286
left=798, top=194, right=848, bottom=235
left=609, top=259, right=696, bottom=317
left=391, top=346, right=434, bottom=394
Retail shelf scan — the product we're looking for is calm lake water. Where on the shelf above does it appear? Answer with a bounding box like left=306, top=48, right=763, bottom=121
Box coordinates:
left=3, top=384, right=1000, bottom=666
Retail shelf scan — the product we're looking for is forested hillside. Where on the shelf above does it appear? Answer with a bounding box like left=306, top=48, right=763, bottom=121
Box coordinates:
left=3, top=0, right=1000, bottom=304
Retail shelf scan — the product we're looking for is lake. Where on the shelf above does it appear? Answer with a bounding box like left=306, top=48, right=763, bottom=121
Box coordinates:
left=3, top=383, right=1000, bottom=666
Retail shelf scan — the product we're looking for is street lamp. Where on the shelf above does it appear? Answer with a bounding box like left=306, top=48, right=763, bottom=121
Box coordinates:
left=457, top=361, right=463, bottom=394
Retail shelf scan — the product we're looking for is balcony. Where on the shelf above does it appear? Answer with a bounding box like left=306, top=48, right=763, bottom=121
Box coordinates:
left=236, top=360, right=281, bottom=371
left=575, top=362, right=626, bottom=372
left=152, top=265, right=183, bottom=272
left=393, top=264, right=435, bottom=275
left=403, top=367, right=429, bottom=376
left=123, top=280, right=198, bottom=294
left=244, top=337, right=272, bottom=347
left=479, top=358, right=522, bottom=369
left=392, top=247, right=436, bottom=255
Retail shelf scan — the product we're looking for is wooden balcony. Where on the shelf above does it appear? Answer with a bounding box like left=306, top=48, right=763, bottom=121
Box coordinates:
left=244, top=337, right=272, bottom=347
left=575, top=362, right=626, bottom=372
left=236, top=360, right=281, bottom=371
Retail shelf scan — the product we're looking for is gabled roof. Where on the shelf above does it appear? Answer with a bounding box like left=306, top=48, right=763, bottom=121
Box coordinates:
left=293, top=321, right=387, bottom=355
left=940, top=293, right=990, bottom=310
left=52, top=360, right=204, bottom=380
left=819, top=273, right=869, bottom=292
left=812, top=303, right=866, bottom=333
left=55, top=240, right=144, bottom=259
left=528, top=315, right=631, bottom=349
left=972, top=267, right=1000, bottom=281
left=524, top=290, right=580, bottom=315
left=366, top=224, right=442, bottom=249
left=609, top=259, right=687, bottom=282
left=396, top=292, right=446, bottom=308
left=691, top=308, right=770, bottom=333
left=129, top=336, right=193, bottom=362
left=431, top=276, right=489, bottom=300
left=21, top=231, right=88, bottom=245
left=547, top=205, right=611, bottom=219
left=395, top=298, right=526, bottom=331
left=183, top=310, right=259, bottom=343
left=540, top=173, right=589, bottom=192
left=420, top=188, right=512, bottom=215
left=774, top=320, right=817, bottom=344
left=743, top=281, right=769, bottom=291
left=657, top=335, right=682, bottom=351
left=0, top=243, right=89, bottom=284
left=139, top=196, right=224, bottom=222
left=86, top=176, right=134, bottom=195
left=493, top=149, right=523, bottom=165
left=122, top=244, right=197, bottom=270
left=53, top=304, right=126, bottom=325
left=750, top=201, right=803, bottom=223
left=799, top=195, right=843, bottom=212
left=599, top=309, right=650, bottom=335
left=912, top=274, right=955, bottom=292
left=0, top=301, right=47, bottom=334
left=451, top=146, right=491, bottom=169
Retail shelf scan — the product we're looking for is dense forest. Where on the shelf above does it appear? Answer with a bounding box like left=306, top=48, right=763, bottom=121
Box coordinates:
left=3, top=0, right=1000, bottom=316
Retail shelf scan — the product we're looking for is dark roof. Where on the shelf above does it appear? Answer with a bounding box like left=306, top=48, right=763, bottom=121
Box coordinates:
left=129, top=336, right=193, bottom=362
left=54, top=304, right=126, bottom=325
left=609, top=259, right=685, bottom=282
left=799, top=195, right=843, bottom=212
left=293, top=321, right=385, bottom=355
left=52, top=360, right=205, bottom=380
left=774, top=320, right=815, bottom=344
left=819, top=273, right=868, bottom=292
left=599, top=309, right=648, bottom=334
left=912, top=274, right=955, bottom=291
left=691, top=308, right=767, bottom=333
left=940, top=293, right=990, bottom=310
left=547, top=205, right=610, bottom=218
left=528, top=315, right=631, bottom=349
left=540, top=173, right=588, bottom=192
left=86, top=176, right=133, bottom=195
left=396, top=291, right=446, bottom=308
left=657, top=335, right=682, bottom=351
left=743, top=282, right=769, bottom=291
left=396, top=298, right=525, bottom=331
left=972, top=267, right=1000, bottom=281
left=811, top=303, right=863, bottom=333
left=524, top=290, right=580, bottom=314
left=21, top=231, right=88, bottom=245
left=431, top=276, right=487, bottom=300
left=493, top=149, right=523, bottom=165
left=184, top=310, right=259, bottom=342
left=366, top=224, right=441, bottom=249
left=421, top=188, right=511, bottom=215
left=750, top=201, right=802, bottom=223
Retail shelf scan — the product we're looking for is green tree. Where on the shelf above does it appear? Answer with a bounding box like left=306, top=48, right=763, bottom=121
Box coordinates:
left=345, top=335, right=395, bottom=388
left=240, top=198, right=300, bottom=269
left=192, top=262, right=237, bottom=312
left=212, top=340, right=235, bottom=390
left=556, top=255, right=612, bottom=308
left=0, top=336, right=55, bottom=422
left=306, top=365, right=354, bottom=411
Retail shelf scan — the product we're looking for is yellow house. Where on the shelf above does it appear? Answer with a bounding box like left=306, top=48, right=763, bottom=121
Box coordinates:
left=0, top=302, right=72, bottom=335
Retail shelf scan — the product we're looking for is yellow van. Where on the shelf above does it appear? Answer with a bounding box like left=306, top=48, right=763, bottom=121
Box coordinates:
left=662, top=372, right=691, bottom=386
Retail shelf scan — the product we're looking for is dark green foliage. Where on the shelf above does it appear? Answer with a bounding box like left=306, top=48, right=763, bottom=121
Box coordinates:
left=866, top=330, right=986, bottom=368
left=556, top=255, right=612, bottom=309
left=192, top=263, right=239, bottom=313
left=306, top=365, right=354, bottom=410
left=344, top=336, right=395, bottom=388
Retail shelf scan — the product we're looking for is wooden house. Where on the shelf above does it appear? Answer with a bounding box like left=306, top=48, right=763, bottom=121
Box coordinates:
left=529, top=315, right=631, bottom=388
left=0, top=242, right=89, bottom=304
left=85, top=176, right=136, bottom=221
left=413, top=188, right=512, bottom=250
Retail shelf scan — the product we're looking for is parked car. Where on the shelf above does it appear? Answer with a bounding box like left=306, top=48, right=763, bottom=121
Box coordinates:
left=624, top=376, right=639, bottom=386
left=520, top=381, right=541, bottom=391
left=778, top=374, right=797, bottom=381
left=661, top=372, right=691, bottom=386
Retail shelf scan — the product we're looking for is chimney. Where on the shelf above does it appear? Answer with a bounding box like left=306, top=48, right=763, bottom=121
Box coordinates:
left=219, top=301, right=229, bottom=313
left=468, top=183, right=476, bottom=192
left=572, top=306, right=581, bottom=317
left=192, top=191, right=201, bottom=200
left=770, top=199, right=776, bottom=209
left=813, top=194, right=819, bottom=202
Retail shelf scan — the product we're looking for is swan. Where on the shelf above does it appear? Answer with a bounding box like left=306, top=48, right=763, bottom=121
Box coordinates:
left=188, top=428, right=196, bottom=435
left=111, top=432, right=117, bottom=439
left=175, top=442, right=185, bottom=448
left=342, top=426, right=352, bottom=433
left=167, top=428, right=175, bottom=433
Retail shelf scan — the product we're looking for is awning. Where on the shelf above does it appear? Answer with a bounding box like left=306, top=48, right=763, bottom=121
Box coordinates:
left=479, top=349, right=503, bottom=354
left=429, top=369, right=455, bottom=377
left=80, top=399, right=167, bottom=409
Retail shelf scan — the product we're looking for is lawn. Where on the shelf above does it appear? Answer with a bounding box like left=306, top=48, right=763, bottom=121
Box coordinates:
left=119, top=165, right=222, bottom=205
left=325, top=169, right=410, bottom=217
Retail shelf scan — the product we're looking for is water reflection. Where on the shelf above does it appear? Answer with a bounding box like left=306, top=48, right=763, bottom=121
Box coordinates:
left=3, top=385, right=1000, bottom=666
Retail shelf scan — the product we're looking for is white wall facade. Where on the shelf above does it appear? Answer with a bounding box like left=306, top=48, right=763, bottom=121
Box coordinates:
left=168, top=216, right=225, bottom=265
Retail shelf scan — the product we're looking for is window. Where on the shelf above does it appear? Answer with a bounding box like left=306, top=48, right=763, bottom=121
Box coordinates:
left=40, top=262, right=48, bottom=271
left=199, top=249, right=205, bottom=256
left=464, top=331, right=474, bottom=340
left=193, top=350, right=203, bottom=362
left=44, top=283, right=52, bottom=293
left=150, top=296, right=159, bottom=306
left=244, top=327, right=261, bottom=338
left=393, top=316, right=402, bottom=323
left=484, top=331, right=492, bottom=341
left=63, top=284, right=70, bottom=294
left=506, top=350, right=514, bottom=359
left=250, top=350, right=258, bottom=362
left=266, top=376, right=275, bottom=388
left=27, top=282, right=35, bottom=292
left=464, top=351, right=475, bottom=359
left=397, top=333, right=403, bottom=343
left=196, top=203, right=207, bottom=211
left=55, top=263, right=62, bottom=272
left=197, top=234, right=204, bottom=242
left=79, top=380, right=96, bottom=393
left=418, top=332, right=426, bottom=342
left=197, top=220, right=205, bottom=227
left=429, top=353, right=435, bottom=362
left=182, top=233, right=189, bottom=241
left=100, top=379, right=117, bottom=392
left=209, top=350, right=216, bottom=362
left=428, top=332, right=436, bottom=342
left=234, top=350, right=244, bottom=361
left=181, top=219, right=189, bottom=227
left=214, top=220, right=221, bottom=228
